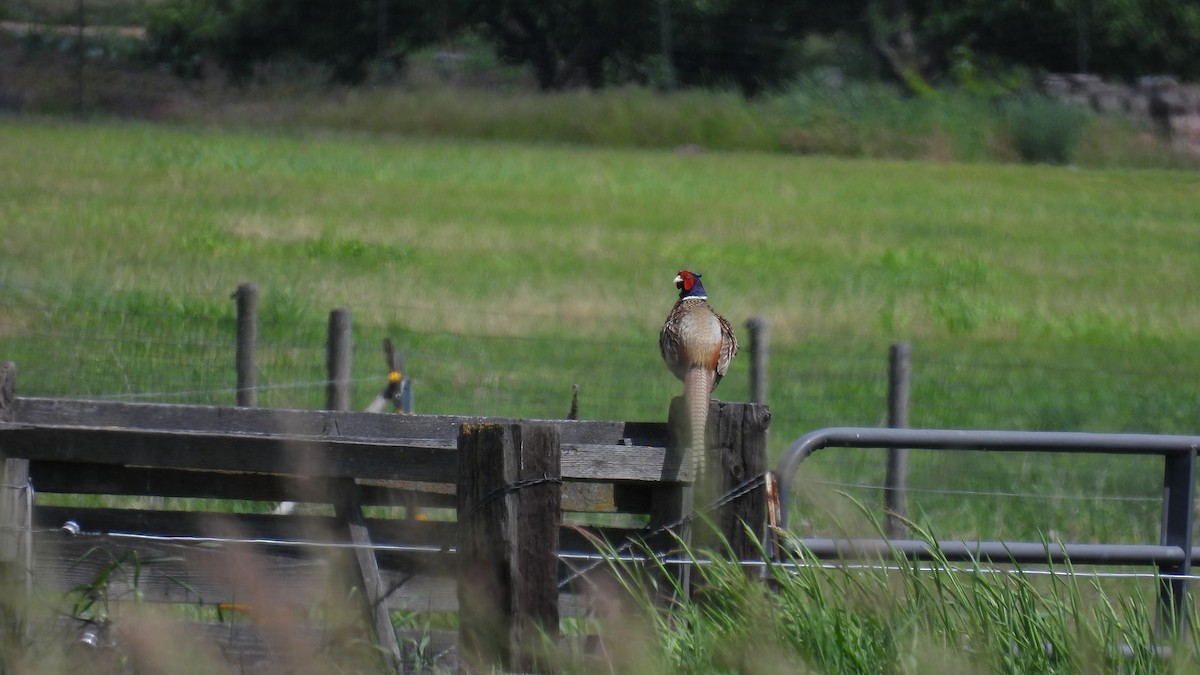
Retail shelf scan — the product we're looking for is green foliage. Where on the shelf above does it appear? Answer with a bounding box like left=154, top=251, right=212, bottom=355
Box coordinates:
left=1001, top=95, right=1091, bottom=165
left=935, top=0, right=1200, bottom=80
left=144, top=0, right=456, bottom=83
left=579, top=517, right=1200, bottom=674
left=142, top=0, right=221, bottom=78
left=179, top=79, right=1189, bottom=168
left=55, top=0, right=1200, bottom=98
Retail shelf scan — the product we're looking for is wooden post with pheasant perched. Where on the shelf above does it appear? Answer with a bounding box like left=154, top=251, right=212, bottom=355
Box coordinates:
left=657, top=270, right=749, bottom=594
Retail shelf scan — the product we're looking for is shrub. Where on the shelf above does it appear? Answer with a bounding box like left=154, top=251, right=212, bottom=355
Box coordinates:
left=1001, top=95, right=1090, bottom=165
left=142, top=0, right=222, bottom=79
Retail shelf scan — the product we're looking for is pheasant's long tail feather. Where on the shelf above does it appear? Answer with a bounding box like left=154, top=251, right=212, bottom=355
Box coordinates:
left=684, top=366, right=714, bottom=477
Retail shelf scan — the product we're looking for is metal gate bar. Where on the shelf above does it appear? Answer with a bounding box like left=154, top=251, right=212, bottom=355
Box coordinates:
left=794, top=539, right=1186, bottom=566
left=773, top=427, right=1200, bottom=636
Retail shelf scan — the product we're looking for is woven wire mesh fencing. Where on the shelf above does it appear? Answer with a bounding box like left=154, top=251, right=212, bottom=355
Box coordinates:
left=2, top=279, right=1197, bottom=545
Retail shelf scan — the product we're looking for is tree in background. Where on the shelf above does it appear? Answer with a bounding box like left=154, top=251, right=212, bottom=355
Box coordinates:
left=874, top=0, right=1200, bottom=87
left=477, top=0, right=656, bottom=90
left=144, top=0, right=1200, bottom=90
left=147, top=0, right=471, bottom=83
left=478, top=1, right=859, bottom=95
left=668, top=1, right=813, bottom=96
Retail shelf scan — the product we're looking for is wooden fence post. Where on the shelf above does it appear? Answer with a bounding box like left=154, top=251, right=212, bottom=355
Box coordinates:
left=457, top=422, right=561, bottom=672
left=326, top=308, right=352, bottom=411
left=711, top=401, right=771, bottom=563
left=657, top=399, right=770, bottom=592
left=0, top=361, right=26, bottom=559
left=232, top=283, right=258, bottom=407
left=746, top=316, right=769, bottom=406
left=320, top=308, right=403, bottom=668
left=0, top=361, right=31, bottom=632
left=885, top=342, right=911, bottom=539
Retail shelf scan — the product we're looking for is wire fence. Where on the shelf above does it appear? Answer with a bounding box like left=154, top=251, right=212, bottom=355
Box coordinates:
left=0, top=0, right=169, bottom=117
left=2, top=278, right=1198, bottom=544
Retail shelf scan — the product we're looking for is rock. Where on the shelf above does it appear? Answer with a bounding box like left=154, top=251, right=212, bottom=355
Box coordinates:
left=1040, top=73, right=1200, bottom=154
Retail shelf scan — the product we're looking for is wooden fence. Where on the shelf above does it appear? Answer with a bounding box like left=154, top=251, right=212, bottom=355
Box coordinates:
left=0, top=362, right=770, bottom=672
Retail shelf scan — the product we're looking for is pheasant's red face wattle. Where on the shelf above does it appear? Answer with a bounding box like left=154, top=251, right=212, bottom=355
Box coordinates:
left=677, top=270, right=696, bottom=292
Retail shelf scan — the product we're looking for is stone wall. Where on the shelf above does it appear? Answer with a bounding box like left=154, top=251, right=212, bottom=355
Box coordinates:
left=1040, top=73, right=1200, bottom=153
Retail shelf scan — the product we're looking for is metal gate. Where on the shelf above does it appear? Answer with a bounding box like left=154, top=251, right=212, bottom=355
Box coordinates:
left=773, top=427, right=1200, bottom=636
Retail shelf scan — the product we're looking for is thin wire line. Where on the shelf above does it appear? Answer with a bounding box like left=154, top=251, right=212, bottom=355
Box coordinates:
left=91, top=376, right=387, bottom=401
left=27, top=518, right=1200, bottom=589
left=83, top=529, right=453, bottom=555
left=558, top=472, right=768, bottom=588
left=67, top=530, right=1200, bottom=583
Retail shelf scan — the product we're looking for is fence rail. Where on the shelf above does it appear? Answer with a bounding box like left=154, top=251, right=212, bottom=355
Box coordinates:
left=0, top=361, right=770, bottom=672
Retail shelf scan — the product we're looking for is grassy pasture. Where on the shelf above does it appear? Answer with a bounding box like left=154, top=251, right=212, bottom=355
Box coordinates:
left=3, top=117, right=1200, bottom=671
left=3, top=117, right=1200, bottom=544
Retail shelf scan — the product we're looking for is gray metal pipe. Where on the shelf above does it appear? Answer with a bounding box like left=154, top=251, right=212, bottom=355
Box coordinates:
left=774, top=427, right=1200, bottom=530
left=790, top=538, right=1187, bottom=566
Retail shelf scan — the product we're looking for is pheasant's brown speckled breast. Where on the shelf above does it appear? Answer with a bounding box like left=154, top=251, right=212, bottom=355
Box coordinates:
left=660, top=298, right=733, bottom=381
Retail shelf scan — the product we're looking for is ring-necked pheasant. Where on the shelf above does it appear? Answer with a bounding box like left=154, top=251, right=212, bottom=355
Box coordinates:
left=659, top=270, right=738, bottom=478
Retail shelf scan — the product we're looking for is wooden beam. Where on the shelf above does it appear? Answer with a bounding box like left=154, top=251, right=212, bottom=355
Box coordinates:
left=334, top=479, right=404, bottom=670
left=28, top=460, right=649, bottom=514
left=0, top=425, right=458, bottom=482
left=0, top=424, right=685, bottom=484
left=12, top=397, right=670, bottom=448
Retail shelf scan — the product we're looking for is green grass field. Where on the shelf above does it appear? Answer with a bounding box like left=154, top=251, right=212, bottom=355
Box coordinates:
left=3, top=116, right=1200, bottom=540
left=3, top=115, right=1200, bottom=671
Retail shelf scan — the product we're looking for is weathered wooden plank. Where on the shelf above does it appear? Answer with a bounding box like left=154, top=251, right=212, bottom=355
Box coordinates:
left=561, top=442, right=687, bottom=482
left=12, top=396, right=465, bottom=440
left=29, top=461, right=333, bottom=503
left=333, top=478, right=404, bottom=669
left=12, top=397, right=669, bottom=447
left=29, top=461, right=648, bottom=515
left=1, top=424, right=685, bottom=484
left=1, top=425, right=458, bottom=481
left=27, top=460, right=653, bottom=518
